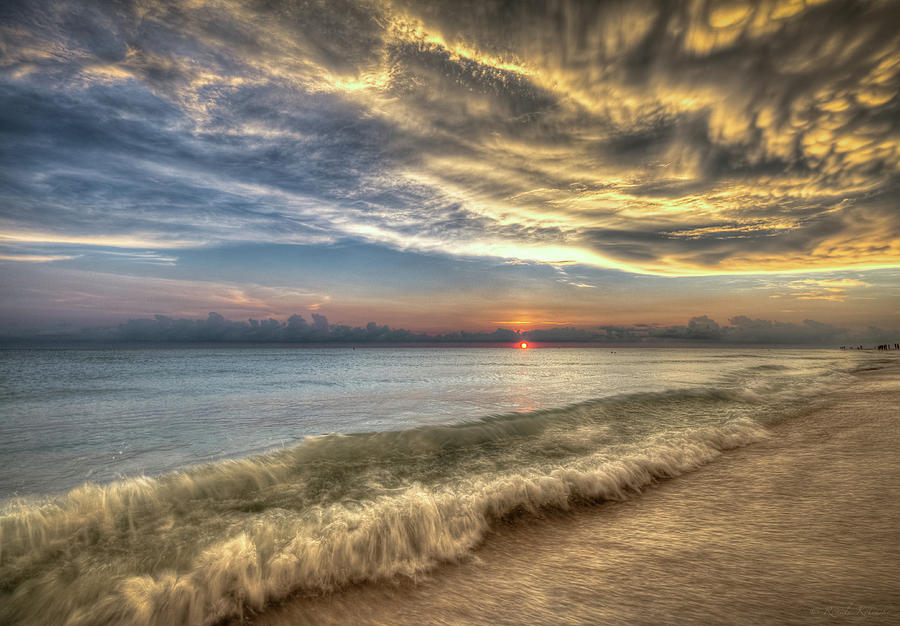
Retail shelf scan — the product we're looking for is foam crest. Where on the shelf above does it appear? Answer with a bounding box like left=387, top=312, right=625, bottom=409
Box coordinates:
left=1, top=416, right=768, bottom=625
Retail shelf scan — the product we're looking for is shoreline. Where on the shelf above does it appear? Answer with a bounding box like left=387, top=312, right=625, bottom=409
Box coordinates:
left=254, top=362, right=900, bottom=625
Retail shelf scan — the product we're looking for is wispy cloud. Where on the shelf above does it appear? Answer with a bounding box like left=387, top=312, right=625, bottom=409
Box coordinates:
left=0, top=253, right=79, bottom=262
left=0, top=266, right=330, bottom=322
left=778, top=277, right=873, bottom=301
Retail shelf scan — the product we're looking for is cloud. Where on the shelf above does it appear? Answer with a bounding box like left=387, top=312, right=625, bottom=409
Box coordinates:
left=644, top=314, right=861, bottom=345
left=0, top=0, right=898, bottom=277
left=0, top=267, right=330, bottom=323
left=0, top=253, right=78, bottom=262
left=778, top=276, right=872, bottom=301
left=3, top=311, right=894, bottom=347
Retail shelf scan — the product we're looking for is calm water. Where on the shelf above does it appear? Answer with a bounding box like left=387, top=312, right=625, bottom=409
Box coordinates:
left=0, top=346, right=862, bottom=497
left=0, top=346, right=891, bottom=625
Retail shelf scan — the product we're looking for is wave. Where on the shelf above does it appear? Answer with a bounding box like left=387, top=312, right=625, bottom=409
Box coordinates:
left=851, top=358, right=899, bottom=373
left=746, top=364, right=791, bottom=371
left=1, top=391, right=773, bottom=625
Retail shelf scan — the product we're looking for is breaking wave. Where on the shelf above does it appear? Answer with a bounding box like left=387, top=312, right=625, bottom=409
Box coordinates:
left=1, top=389, right=775, bottom=625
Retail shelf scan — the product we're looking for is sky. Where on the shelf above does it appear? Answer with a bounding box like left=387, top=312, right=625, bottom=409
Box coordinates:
left=1, top=0, right=898, bottom=334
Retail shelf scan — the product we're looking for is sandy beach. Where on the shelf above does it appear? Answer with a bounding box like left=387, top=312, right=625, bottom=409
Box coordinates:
left=255, top=361, right=900, bottom=625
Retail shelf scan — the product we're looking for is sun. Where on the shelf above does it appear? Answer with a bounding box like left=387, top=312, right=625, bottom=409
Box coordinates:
left=519, top=341, right=528, bottom=349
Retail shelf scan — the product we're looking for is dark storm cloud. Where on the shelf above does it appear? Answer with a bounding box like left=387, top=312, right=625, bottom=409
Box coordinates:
left=1, top=0, right=898, bottom=274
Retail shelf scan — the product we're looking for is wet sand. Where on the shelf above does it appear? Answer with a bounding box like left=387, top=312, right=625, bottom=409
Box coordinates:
left=255, top=363, right=900, bottom=625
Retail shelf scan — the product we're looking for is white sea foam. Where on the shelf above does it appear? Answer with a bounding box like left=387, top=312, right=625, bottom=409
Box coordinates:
left=1, top=411, right=768, bottom=625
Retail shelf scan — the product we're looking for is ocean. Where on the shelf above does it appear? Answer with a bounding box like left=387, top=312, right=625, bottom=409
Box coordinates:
left=1, top=346, right=897, bottom=624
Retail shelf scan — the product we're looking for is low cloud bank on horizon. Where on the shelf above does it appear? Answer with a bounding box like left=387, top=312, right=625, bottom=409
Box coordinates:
left=4, top=312, right=895, bottom=347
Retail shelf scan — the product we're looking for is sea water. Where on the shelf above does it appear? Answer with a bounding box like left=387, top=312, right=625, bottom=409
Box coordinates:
left=0, top=346, right=887, bottom=624
left=0, top=346, right=862, bottom=497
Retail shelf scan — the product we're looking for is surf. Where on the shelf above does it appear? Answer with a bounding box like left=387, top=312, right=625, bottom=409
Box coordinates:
left=0, top=388, right=776, bottom=625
